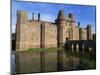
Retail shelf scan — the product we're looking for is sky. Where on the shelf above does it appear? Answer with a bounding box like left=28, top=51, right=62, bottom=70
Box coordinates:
left=12, top=0, right=96, bottom=33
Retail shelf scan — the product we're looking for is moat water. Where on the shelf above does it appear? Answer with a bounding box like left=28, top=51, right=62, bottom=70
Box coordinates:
left=11, top=53, right=15, bottom=74
left=11, top=49, right=96, bottom=74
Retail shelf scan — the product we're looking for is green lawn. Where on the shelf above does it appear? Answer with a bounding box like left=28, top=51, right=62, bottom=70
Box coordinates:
left=15, top=47, right=64, bottom=52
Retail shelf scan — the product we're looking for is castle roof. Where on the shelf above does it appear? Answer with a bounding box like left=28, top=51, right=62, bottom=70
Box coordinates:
left=68, top=13, right=74, bottom=18
left=57, top=10, right=66, bottom=20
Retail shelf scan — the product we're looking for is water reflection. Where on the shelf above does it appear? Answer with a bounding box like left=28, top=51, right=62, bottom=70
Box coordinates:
left=11, top=53, right=15, bottom=75
left=64, top=49, right=96, bottom=70
left=11, top=49, right=96, bottom=74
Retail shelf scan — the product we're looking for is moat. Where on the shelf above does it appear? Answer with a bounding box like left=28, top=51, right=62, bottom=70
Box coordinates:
left=11, top=48, right=96, bottom=74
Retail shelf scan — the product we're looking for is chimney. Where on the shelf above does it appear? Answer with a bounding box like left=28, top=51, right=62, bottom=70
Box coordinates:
left=38, top=13, right=40, bottom=21
left=32, top=13, right=34, bottom=20
left=78, top=22, right=80, bottom=27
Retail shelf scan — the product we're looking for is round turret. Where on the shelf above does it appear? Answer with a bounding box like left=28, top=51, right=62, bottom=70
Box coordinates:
left=68, top=13, right=74, bottom=19
left=57, top=10, right=66, bottom=20
left=56, top=10, right=67, bottom=47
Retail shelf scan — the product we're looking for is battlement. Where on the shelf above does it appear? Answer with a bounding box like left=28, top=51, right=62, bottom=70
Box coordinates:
left=17, top=10, right=42, bottom=23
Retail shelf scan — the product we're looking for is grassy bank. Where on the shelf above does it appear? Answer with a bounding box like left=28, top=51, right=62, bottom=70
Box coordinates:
left=15, top=47, right=64, bottom=53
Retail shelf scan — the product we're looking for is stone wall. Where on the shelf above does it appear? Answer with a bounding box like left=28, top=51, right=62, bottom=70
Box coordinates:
left=16, top=10, right=58, bottom=50
left=83, top=29, right=87, bottom=40
left=79, top=28, right=87, bottom=40
left=44, top=22, right=57, bottom=48
left=73, top=26, right=79, bottom=40
left=18, top=20, right=41, bottom=50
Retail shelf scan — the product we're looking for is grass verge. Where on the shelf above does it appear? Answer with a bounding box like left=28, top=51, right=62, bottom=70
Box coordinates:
left=15, top=47, right=64, bottom=53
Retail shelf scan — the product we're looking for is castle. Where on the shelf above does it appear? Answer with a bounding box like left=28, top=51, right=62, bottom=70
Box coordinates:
left=16, top=10, right=92, bottom=50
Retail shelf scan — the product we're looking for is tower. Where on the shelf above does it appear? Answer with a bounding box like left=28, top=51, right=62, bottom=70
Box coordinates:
left=87, top=25, right=92, bottom=40
left=78, top=22, right=80, bottom=27
left=68, top=13, right=75, bottom=40
left=56, top=10, right=67, bottom=47
left=79, top=27, right=84, bottom=40
left=16, top=10, right=28, bottom=50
